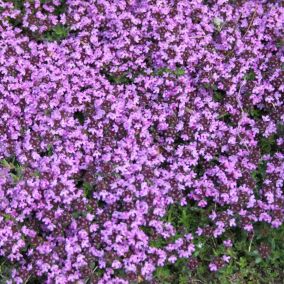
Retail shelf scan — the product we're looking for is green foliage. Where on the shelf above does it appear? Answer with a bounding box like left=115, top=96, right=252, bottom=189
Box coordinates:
left=244, top=70, right=256, bottom=81
left=152, top=202, right=284, bottom=283
left=0, top=156, right=23, bottom=184
left=72, top=210, right=86, bottom=219
left=248, top=107, right=262, bottom=119
left=213, top=89, right=226, bottom=102
left=74, top=111, right=85, bottom=125
left=203, top=84, right=227, bottom=104
left=0, top=258, right=13, bottom=283
left=277, top=123, right=284, bottom=137
left=174, top=68, right=186, bottom=77
left=101, top=71, right=134, bottom=85
left=33, top=170, right=41, bottom=177
left=257, top=124, right=283, bottom=156
left=83, top=182, right=94, bottom=199
left=164, top=203, right=208, bottom=233
left=153, top=223, right=284, bottom=283
left=252, top=160, right=267, bottom=193
left=153, top=67, right=186, bottom=77
left=10, top=0, right=24, bottom=10
left=259, top=135, right=277, bottom=155
left=150, top=236, right=167, bottom=249
left=155, top=267, right=171, bottom=282
left=42, top=24, right=70, bottom=41
left=100, top=66, right=185, bottom=85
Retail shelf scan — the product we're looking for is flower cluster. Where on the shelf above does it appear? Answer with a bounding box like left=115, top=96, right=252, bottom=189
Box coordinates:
left=0, top=0, right=283, bottom=283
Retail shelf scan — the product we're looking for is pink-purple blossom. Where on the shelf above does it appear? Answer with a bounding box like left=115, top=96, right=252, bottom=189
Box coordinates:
left=0, top=0, right=283, bottom=282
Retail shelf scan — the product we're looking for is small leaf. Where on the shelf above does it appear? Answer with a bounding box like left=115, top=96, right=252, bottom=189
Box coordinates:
left=3, top=214, right=12, bottom=221
left=42, top=25, right=70, bottom=41
left=244, top=70, right=256, bottom=81
left=33, top=170, right=41, bottom=177
left=174, top=68, right=186, bottom=77
left=83, top=182, right=93, bottom=199
left=72, top=211, right=81, bottom=218
left=213, top=89, right=226, bottom=102
left=259, top=135, right=277, bottom=155
left=74, top=111, right=85, bottom=125
left=248, top=107, right=262, bottom=119
left=255, top=257, right=262, bottom=264
left=1, top=159, right=10, bottom=168
left=155, top=267, right=171, bottom=280
left=11, top=173, right=20, bottom=182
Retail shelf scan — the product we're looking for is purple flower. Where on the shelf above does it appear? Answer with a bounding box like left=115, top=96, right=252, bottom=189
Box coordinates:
left=223, top=240, right=233, bottom=248
left=0, top=0, right=283, bottom=282
left=209, top=263, right=218, bottom=272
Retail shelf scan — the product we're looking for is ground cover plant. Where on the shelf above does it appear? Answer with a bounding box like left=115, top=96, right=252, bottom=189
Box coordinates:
left=0, top=0, right=283, bottom=283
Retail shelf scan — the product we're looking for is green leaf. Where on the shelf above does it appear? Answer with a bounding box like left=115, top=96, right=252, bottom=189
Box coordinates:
left=213, top=89, right=226, bottom=102
left=238, top=257, right=247, bottom=268
left=155, top=267, right=171, bottom=280
left=252, top=160, right=267, bottom=189
left=11, top=0, right=24, bottom=10
left=153, top=67, right=185, bottom=77
left=277, top=123, right=284, bottom=137
left=101, top=71, right=133, bottom=85
left=174, top=68, right=186, bottom=77
left=248, top=107, right=262, bottom=119
left=217, top=113, right=232, bottom=124
left=54, top=24, right=68, bottom=35
left=259, top=135, right=277, bottom=155
left=155, top=67, right=171, bottom=76
left=11, top=173, right=20, bottom=182
left=42, top=25, right=70, bottom=41
left=193, top=250, right=200, bottom=257
left=255, top=257, right=262, bottom=264
left=83, top=182, right=93, bottom=199
left=271, top=239, right=276, bottom=251
left=3, top=214, right=12, bottom=221
left=74, top=111, right=85, bottom=125
left=0, top=159, right=10, bottom=168
left=181, top=207, right=189, bottom=229
left=33, top=170, right=41, bottom=177
left=179, top=274, right=189, bottom=284
left=244, top=70, right=256, bottom=81
left=72, top=211, right=81, bottom=218
left=150, top=237, right=166, bottom=248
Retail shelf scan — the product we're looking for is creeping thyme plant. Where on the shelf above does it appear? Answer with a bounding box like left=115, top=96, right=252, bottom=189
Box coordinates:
left=0, top=0, right=283, bottom=283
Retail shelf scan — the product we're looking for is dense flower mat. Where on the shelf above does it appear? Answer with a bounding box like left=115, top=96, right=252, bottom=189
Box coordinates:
left=0, top=0, right=283, bottom=283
